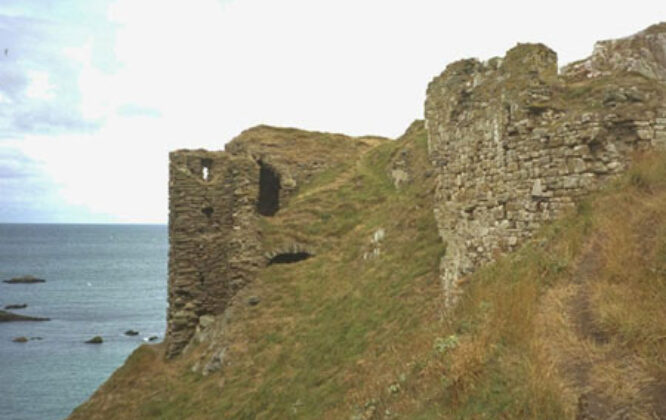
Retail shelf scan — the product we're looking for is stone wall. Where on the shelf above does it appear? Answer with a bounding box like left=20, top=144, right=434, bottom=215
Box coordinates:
left=425, top=27, right=666, bottom=307
left=165, top=25, right=666, bottom=355
left=224, top=125, right=385, bottom=204
left=166, top=150, right=263, bottom=358
left=166, top=127, right=385, bottom=358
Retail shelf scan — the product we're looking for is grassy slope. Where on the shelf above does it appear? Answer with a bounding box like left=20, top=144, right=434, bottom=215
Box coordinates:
left=70, top=124, right=666, bottom=419
left=70, top=122, right=445, bottom=419
left=409, top=151, right=666, bottom=419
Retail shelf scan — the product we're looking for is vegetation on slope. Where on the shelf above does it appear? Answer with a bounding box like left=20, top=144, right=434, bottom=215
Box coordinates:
left=403, top=151, right=666, bottom=419
left=70, top=121, right=445, bottom=419
left=70, top=123, right=666, bottom=418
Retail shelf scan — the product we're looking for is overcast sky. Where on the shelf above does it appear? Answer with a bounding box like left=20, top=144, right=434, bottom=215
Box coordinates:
left=0, top=1, right=663, bottom=223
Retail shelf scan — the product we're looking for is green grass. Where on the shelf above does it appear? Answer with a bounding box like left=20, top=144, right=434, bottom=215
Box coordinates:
left=70, top=126, right=666, bottom=419
left=206, top=125, right=444, bottom=419
left=71, top=122, right=448, bottom=420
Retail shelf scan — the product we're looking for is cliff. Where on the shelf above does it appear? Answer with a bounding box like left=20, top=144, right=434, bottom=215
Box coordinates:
left=70, top=24, right=666, bottom=419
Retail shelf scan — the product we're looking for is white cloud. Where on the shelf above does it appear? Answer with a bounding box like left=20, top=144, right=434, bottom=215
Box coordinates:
left=24, top=70, right=56, bottom=101
left=2, top=0, right=665, bottom=223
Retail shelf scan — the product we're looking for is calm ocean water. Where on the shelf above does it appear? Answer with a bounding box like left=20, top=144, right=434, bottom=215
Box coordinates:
left=0, top=224, right=167, bottom=420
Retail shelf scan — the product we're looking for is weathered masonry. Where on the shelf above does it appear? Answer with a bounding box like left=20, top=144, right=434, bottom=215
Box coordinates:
left=166, top=126, right=383, bottom=358
left=166, top=150, right=263, bottom=358
left=166, top=24, right=666, bottom=357
left=425, top=23, right=666, bottom=307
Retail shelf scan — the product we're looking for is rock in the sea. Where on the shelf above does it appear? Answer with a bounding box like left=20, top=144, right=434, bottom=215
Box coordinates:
left=85, top=336, right=103, bottom=344
left=124, top=329, right=139, bottom=336
left=3, top=275, right=46, bottom=284
left=0, top=310, right=49, bottom=322
left=148, top=335, right=159, bottom=342
left=4, top=304, right=27, bottom=310
left=9, top=335, right=43, bottom=343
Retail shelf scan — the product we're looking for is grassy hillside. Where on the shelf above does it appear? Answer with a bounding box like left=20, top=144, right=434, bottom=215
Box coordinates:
left=70, top=123, right=666, bottom=419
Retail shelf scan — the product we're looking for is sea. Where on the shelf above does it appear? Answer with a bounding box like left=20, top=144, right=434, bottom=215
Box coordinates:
left=0, top=224, right=168, bottom=420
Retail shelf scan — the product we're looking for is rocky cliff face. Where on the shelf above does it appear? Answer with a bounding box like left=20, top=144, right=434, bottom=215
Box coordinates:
left=425, top=24, right=666, bottom=307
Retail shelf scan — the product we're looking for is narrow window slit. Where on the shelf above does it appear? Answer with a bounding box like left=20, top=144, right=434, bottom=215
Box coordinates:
left=201, top=158, right=212, bottom=181
left=257, top=160, right=280, bottom=216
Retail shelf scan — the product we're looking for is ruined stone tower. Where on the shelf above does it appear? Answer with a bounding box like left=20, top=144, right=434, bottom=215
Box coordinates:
left=425, top=24, right=666, bottom=307
left=166, top=150, right=263, bottom=358
left=165, top=126, right=384, bottom=358
left=165, top=24, right=666, bottom=357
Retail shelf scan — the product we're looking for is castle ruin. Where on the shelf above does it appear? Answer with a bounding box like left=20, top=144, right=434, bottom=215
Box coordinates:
left=166, top=23, right=666, bottom=358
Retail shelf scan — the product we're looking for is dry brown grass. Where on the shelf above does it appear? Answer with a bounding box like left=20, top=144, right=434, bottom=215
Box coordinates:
left=532, top=152, right=666, bottom=419
left=398, top=152, right=666, bottom=419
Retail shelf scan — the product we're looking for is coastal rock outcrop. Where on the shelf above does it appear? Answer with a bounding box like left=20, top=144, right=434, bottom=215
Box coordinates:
left=0, top=310, right=49, bottom=322
left=3, top=275, right=46, bottom=284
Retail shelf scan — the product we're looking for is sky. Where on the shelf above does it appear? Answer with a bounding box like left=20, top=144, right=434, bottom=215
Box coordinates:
left=0, top=1, right=663, bottom=223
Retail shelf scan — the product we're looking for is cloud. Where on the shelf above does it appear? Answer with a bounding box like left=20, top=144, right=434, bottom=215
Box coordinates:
left=0, top=144, right=117, bottom=223
left=0, top=11, right=113, bottom=136
left=116, top=104, right=162, bottom=118
left=0, top=147, right=41, bottom=179
left=11, top=105, right=101, bottom=134
left=1, top=0, right=664, bottom=223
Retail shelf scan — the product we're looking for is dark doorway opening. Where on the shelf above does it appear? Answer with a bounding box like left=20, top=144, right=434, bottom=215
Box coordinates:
left=257, top=161, right=280, bottom=216
left=268, top=252, right=312, bottom=265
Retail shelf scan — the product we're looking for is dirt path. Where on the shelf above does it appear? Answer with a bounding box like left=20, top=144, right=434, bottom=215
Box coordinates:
left=536, top=238, right=664, bottom=419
